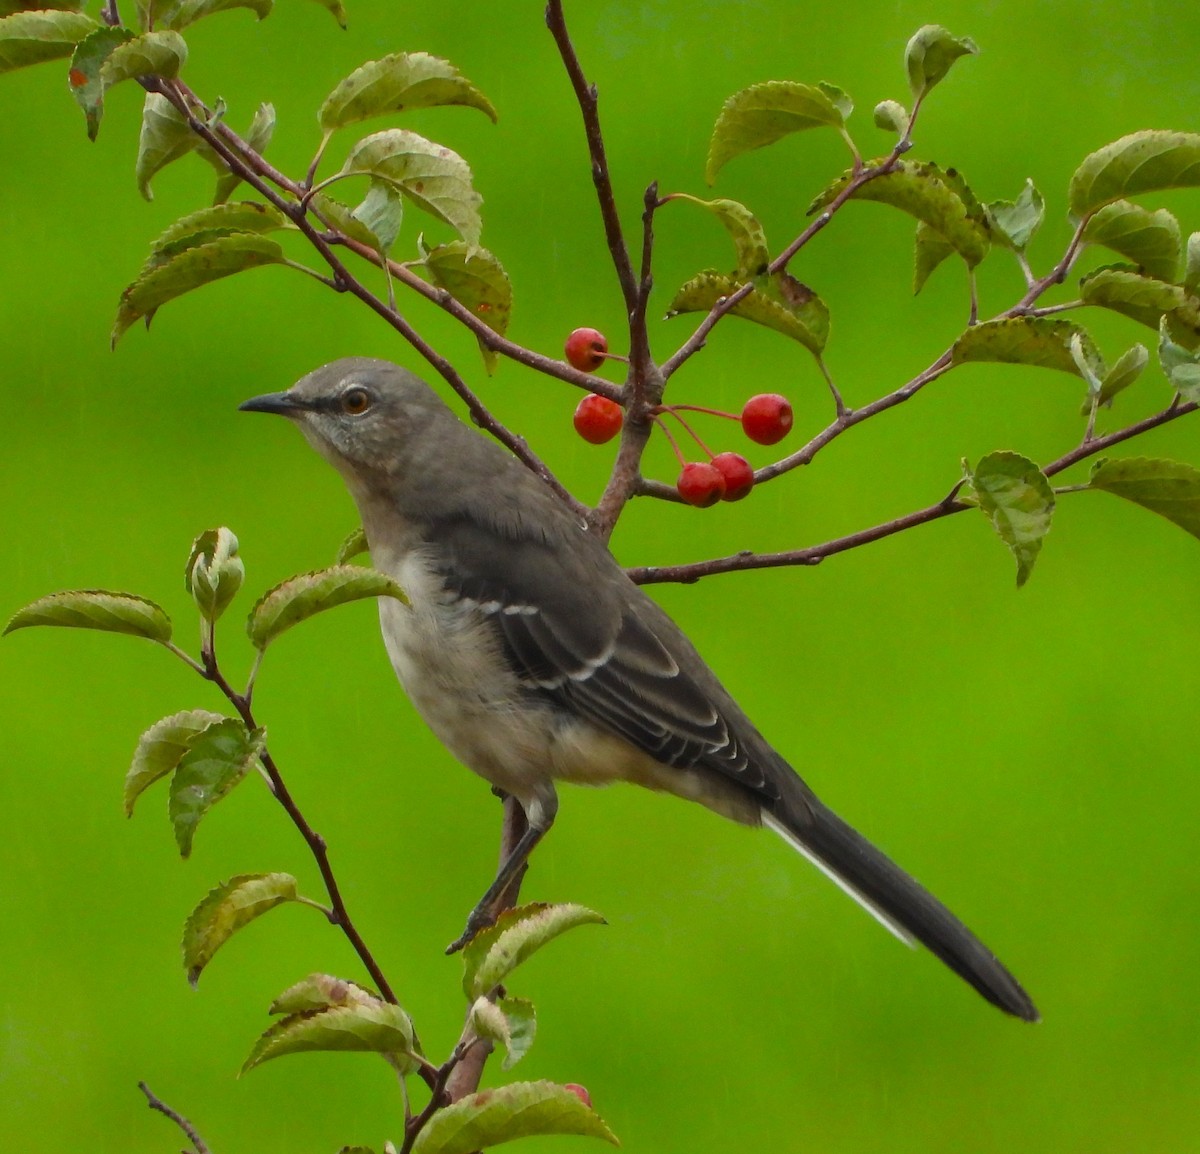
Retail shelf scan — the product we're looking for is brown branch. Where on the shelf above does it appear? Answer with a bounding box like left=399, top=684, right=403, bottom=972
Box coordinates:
left=545, top=0, right=639, bottom=316
left=138, top=1083, right=211, bottom=1154
left=627, top=399, right=1197, bottom=585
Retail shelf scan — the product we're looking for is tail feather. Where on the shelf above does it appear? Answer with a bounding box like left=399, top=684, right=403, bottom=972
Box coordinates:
left=765, top=794, right=1039, bottom=1022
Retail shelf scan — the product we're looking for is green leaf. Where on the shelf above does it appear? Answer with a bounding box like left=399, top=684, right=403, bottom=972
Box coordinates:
left=420, top=240, right=513, bottom=373
left=913, top=220, right=955, bottom=294
left=183, top=872, right=297, bottom=987
left=1080, top=342, right=1149, bottom=414
left=872, top=99, right=907, bottom=133
left=164, top=0, right=273, bottom=31
left=1158, top=315, right=1200, bottom=401
left=665, top=193, right=769, bottom=279
left=985, top=179, right=1045, bottom=253
left=242, top=1000, right=419, bottom=1075
left=4, top=589, right=171, bottom=642
left=706, top=80, right=852, bottom=184
left=340, top=128, right=483, bottom=248
left=246, top=565, right=406, bottom=651
left=1185, top=233, right=1200, bottom=293
left=134, top=91, right=199, bottom=200
left=1069, top=130, right=1200, bottom=218
left=147, top=201, right=292, bottom=267
left=113, top=232, right=286, bottom=345
left=1080, top=264, right=1191, bottom=331
left=904, top=25, right=978, bottom=100
left=970, top=451, right=1055, bottom=587
left=336, top=526, right=369, bottom=564
left=665, top=269, right=829, bottom=356
left=311, top=191, right=390, bottom=250
left=305, top=0, right=346, bottom=28
left=125, top=708, right=226, bottom=816
left=951, top=316, right=1106, bottom=379
left=211, top=102, right=275, bottom=204
left=185, top=527, right=245, bottom=622
left=319, top=51, right=496, bottom=132
left=0, top=9, right=95, bottom=73
left=497, top=996, right=535, bottom=1070
left=350, top=179, right=403, bottom=253
left=270, top=973, right=380, bottom=1015
left=1081, top=200, right=1181, bottom=281
left=68, top=27, right=132, bottom=141
left=1089, top=457, right=1200, bottom=541
left=462, top=902, right=605, bottom=1001
left=168, top=718, right=264, bottom=858
left=410, top=1081, right=617, bottom=1154
left=0, top=1, right=86, bottom=12
left=99, top=29, right=186, bottom=89
left=810, top=159, right=989, bottom=267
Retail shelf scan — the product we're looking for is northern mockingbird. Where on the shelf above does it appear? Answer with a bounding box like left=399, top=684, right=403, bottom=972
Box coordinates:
left=241, top=357, right=1038, bottom=1022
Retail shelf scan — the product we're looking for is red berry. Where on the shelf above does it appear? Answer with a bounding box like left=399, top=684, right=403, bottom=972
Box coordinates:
left=573, top=394, right=622, bottom=444
left=711, top=452, right=754, bottom=500
left=741, top=393, right=793, bottom=445
left=565, top=327, right=609, bottom=372
left=563, top=1084, right=592, bottom=1108
left=676, top=461, right=726, bottom=507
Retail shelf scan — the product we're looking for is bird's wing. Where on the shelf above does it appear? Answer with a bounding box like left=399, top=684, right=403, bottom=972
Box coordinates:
left=429, top=511, right=780, bottom=800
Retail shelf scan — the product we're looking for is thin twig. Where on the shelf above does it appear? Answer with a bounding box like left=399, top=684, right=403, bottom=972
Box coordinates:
left=138, top=1082, right=211, bottom=1154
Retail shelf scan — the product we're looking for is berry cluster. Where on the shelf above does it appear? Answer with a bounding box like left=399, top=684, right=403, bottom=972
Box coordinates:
left=564, top=327, right=794, bottom=507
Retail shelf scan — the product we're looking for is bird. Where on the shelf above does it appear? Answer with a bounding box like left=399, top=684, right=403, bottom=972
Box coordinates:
left=240, top=356, right=1039, bottom=1022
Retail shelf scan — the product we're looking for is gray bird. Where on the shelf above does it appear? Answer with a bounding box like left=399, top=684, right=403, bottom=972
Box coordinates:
left=241, top=356, right=1038, bottom=1022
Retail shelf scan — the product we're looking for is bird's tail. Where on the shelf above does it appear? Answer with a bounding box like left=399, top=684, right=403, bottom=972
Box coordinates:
left=763, top=788, right=1039, bottom=1021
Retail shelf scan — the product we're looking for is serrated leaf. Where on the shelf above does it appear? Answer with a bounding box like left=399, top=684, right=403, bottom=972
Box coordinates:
left=211, top=102, right=276, bottom=204
left=666, top=193, right=768, bottom=279
left=0, top=9, right=95, bottom=73
left=410, top=1081, right=617, bottom=1154
left=185, top=527, right=244, bottom=622
left=1158, top=316, right=1200, bottom=401
left=873, top=99, right=907, bottom=133
left=305, top=0, right=346, bottom=28
left=462, top=902, right=605, bottom=1000
left=183, top=872, right=297, bottom=986
left=336, top=526, right=369, bottom=564
left=246, top=565, right=406, bottom=650
left=469, top=996, right=511, bottom=1050
left=147, top=202, right=292, bottom=269
left=420, top=240, right=512, bottom=373
left=312, top=192, right=389, bottom=250
left=1081, top=200, right=1181, bottom=281
left=0, top=1, right=86, bottom=12
left=4, top=589, right=171, bottom=642
left=164, top=0, right=273, bottom=31
left=905, top=25, right=978, bottom=100
left=168, top=718, right=264, bottom=858
left=497, top=996, right=535, bottom=1070
left=665, top=269, right=829, bottom=356
left=985, top=179, right=1044, bottom=253
left=99, top=29, right=186, bottom=89
left=1089, top=457, right=1200, bottom=541
left=68, top=26, right=132, bottom=141
left=913, top=219, right=955, bottom=294
left=952, top=316, right=1106, bottom=379
left=971, top=451, right=1055, bottom=587
left=810, top=158, right=989, bottom=267
left=270, top=973, right=379, bottom=1015
left=134, top=91, right=199, bottom=200
left=242, top=1001, right=419, bottom=1075
left=351, top=180, right=403, bottom=252
left=706, top=80, right=851, bottom=184
left=1185, top=233, right=1200, bottom=294
left=113, top=232, right=286, bottom=344
left=319, top=51, right=496, bottom=133
left=1080, top=343, right=1149, bottom=414
left=125, top=708, right=226, bottom=816
left=1069, top=130, right=1200, bottom=218
left=341, top=128, right=482, bottom=248
left=1080, top=264, right=1191, bottom=331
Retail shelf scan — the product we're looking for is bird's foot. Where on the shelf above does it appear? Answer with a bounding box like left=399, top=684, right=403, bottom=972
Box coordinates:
left=445, top=903, right=497, bottom=955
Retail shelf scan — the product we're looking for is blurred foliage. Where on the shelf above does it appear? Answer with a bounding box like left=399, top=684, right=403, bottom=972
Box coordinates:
left=2, top=1, right=1199, bottom=1152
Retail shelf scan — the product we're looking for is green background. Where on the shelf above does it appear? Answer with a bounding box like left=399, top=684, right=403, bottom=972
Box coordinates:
left=3, top=2, right=1199, bottom=1151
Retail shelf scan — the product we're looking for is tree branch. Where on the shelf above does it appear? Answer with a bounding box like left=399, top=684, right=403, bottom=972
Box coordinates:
left=138, top=1082, right=211, bottom=1154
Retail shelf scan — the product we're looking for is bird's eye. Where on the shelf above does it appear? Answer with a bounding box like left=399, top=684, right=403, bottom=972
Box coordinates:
left=340, top=386, right=372, bottom=415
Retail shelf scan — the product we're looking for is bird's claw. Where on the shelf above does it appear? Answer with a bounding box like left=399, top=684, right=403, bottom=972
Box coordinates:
left=444, top=904, right=497, bottom=955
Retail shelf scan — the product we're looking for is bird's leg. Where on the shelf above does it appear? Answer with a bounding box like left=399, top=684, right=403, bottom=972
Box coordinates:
left=445, top=794, right=553, bottom=954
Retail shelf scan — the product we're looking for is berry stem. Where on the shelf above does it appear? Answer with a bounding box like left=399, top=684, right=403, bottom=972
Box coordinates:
left=651, top=413, right=689, bottom=467
left=656, top=406, right=718, bottom=459
left=658, top=403, right=740, bottom=421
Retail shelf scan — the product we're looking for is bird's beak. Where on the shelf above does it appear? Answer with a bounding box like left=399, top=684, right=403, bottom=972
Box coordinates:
left=238, top=390, right=309, bottom=416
